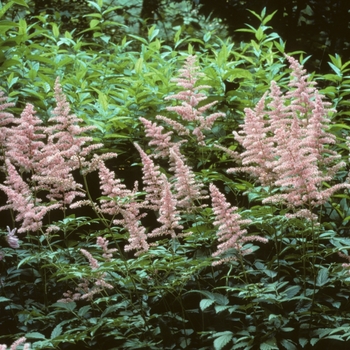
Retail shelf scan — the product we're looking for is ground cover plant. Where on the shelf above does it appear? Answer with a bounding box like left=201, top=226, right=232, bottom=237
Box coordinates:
left=2, top=3, right=350, bottom=350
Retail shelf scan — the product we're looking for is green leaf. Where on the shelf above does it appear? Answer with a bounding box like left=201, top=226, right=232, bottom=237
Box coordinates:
left=280, top=339, right=297, bottom=350
left=51, top=324, right=63, bottom=339
left=52, top=301, right=77, bottom=312
left=328, top=62, right=342, bottom=76
left=299, top=338, right=308, bottom=347
left=214, top=332, right=233, bottom=350
left=316, top=268, right=329, bottom=287
left=285, top=285, right=301, bottom=298
left=262, top=10, right=278, bottom=25
left=86, top=0, right=101, bottom=12
left=13, top=0, right=29, bottom=6
left=0, top=297, right=11, bottom=303
left=25, top=332, right=46, bottom=339
left=78, top=305, right=91, bottom=317
left=200, top=299, right=215, bottom=311
left=90, top=19, right=100, bottom=29
left=260, top=338, right=279, bottom=350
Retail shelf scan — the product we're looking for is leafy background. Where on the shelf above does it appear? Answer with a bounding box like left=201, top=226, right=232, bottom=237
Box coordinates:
left=1, top=1, right=350, bottom=349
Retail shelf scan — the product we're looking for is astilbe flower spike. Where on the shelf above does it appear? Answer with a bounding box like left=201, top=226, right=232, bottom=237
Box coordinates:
left=169, top=145, right=207, bottom=209
left=123, top=200, right=149, bottom=256
left=230, top=55, right=350, bottom=220
left=134, top=142, right=163, bottom=209
left=96, top=236, right=117, bottom=261
left=98, top=160, right=134, bottom=216
left=59, top=240, right=114, bottom=302
left=0, top=336, right=30, bottom=350
left=139, top=117, right=175, bottom=158
left=0, top=160, right=60, bottom=233
left=5, top=103, right=45, bottom=172
left=163, top=55, right=225, bottom=145
left=97, top=160, right=149, bottom=256
left=149, top=174, right=183, bottom=239
left=210, top=184, right=268, bottom=265
left=0, top=91, right=15, bottom=164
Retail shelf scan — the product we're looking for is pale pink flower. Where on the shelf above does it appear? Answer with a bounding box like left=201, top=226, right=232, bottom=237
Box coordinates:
left=169, top=145, right=207, bottom=209
left=0, top=160, right=60, bottom=233
left=163, top=55, right=225, bottom=145
left=231, top=55, right=350, bottom=217
left=96, top=236, right=117, bottom=261
left=139, top=117, right=175, bottom=158
left=1, top=337, right=30, bottom=350
left=134, top=142, right=163, bottom=208
left=6, top=226, right=19, bottom=249
left=81, top=249, right=99, bottom=270
left=149, top=174, right=183, bottom=239
left=231, top=92, right=276, bottom=186
left=0, top=91, right=15, bottom=163
left=98, top=161, right=132, bottom=216
left=5, top=103, right=45, bottom=172
left=123, top=201, right=149, bottom=256
left=156, top=115, right=190, bottom=136
left=210, top=184, right=267, bottom=265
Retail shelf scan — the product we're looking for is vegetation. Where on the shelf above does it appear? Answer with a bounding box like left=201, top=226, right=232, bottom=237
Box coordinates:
left=1, top=1, right=350, bottom=349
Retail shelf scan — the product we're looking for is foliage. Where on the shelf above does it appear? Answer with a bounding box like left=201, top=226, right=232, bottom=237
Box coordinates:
left=1, top=4, right=350, bottom=350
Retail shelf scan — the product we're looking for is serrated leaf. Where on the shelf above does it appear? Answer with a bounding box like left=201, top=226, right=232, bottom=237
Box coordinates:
left=51, top=324, right=62, bottom=339
left=280, top=339, right=297, bottom=350
left=200, top=299, right=215, bottom=311
left=310, top=338, right=319, bottom=346
left=101, top=304, right=123, bottom=317
left=260, top=338, right=279, bottom=350
left=78, top=305, right=91, bottom=317
left=214, top=332, right=233, bottom=350
left=316, top=268, right=329, bottom=287
left=215, top=305, right=230, bottom=313
left=26, top=332, right=46, bottom=339
left=213, top=293, right=229, bottom=306
left=52, top=301, right=77, bottom=312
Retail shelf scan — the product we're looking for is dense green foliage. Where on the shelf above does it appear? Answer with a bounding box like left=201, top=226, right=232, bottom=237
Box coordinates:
left=1, top=2, right=350, bottom=350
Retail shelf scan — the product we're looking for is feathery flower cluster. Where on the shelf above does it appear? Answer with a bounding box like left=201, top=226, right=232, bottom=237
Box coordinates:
left=169, top=145, right=207, bottom=209
left=163, top=55, right=225, bottom=145
left=96, top=236, right=117, bottom=261
left=97, top=160, right=149, bottom=256
left=5, top=103, right=45, bottom=172
left=0, top=79, right=118, bottom=233
left=0, top=160, right=60, bottom=233
left=134, top=142, right=163, bottom=209
left=0, top=337, right=30, bottom=350
left=0, top=91, right=15, bottom=165
left=139, top=117, right=175, bottom=158
left=210, top=184, right=268, bottom=265
left=140, top=55, right=224, bottom=157
left=58, top=239, right=114, bottom=302
left=231, top=55, right=350, bottom=219
left=148, top=174, right=183, bottom=239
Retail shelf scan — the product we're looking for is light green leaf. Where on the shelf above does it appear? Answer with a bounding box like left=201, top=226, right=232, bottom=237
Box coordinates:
left=260, top=338, right=279, bottom=350
left=90, top=19, right=100, bottom=29
left=200, top=299, right=215, bottom=311
left=214, top=332, right=233, bottom=350
left=316, top=268, right=329, bottom=287
left=280, top=339, right=297, bottom=350
left=0, top=297, right=11, bottom=303
left=51, top=324, right=62, bottom=339
left=78, top=305, right=91, bottom=317
left=25, top=332, right=46, bottom=339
